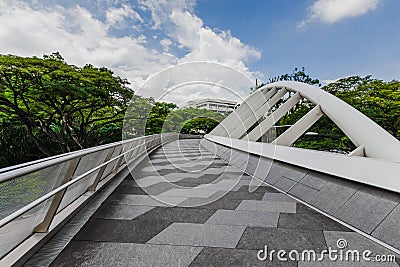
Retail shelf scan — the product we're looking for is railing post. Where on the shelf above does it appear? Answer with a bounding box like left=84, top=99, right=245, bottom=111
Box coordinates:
left=33, top=157, right=81, bottom=233
left=87, top=148, right=115, bottom=192
left=112, top=146, right=125, bottom=173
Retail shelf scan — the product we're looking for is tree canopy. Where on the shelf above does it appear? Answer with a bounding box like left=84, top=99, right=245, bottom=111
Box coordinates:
left=0, top=53, right=136, bottom=166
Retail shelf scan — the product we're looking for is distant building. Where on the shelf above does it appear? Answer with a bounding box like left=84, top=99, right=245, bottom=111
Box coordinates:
left=184, top=98, right=238, bottom=113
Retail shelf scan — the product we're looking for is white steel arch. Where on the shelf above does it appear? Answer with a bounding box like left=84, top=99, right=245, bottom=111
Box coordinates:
left=210, top=81, right=400, bottom=162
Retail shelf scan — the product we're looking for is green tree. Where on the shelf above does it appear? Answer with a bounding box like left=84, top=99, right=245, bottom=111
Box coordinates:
left=181, top=117, right=220, bottom=134
left=163, top=108, right=226, bottom=133
left=0, top=53, right=134, bottom=156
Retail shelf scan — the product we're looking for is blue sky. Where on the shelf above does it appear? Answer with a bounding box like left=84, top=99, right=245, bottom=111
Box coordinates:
left=0, top=0, right=399, bottom=101
left=194, top=0, right=400, bottom=81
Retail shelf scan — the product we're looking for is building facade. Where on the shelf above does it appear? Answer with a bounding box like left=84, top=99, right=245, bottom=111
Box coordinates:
left=184, top=98, right=238, bottom=113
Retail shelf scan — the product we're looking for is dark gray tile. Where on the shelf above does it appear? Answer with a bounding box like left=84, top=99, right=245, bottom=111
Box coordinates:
left=309, top=183, right=357, bottom=215
left=236, top=227, right=327, bottom=253
left=92, top=204, right=153, bottom=220
left=371, top=204, right=400, bottom=249
left=180, top=197, right=242, bottom=210
left=73, top=218, right=171, bottom=243
left=299, top=172, right=330, bottom=190
left=296, top=203, right=321, bottom=215
left=289, top=183, right=318, bottom=202
left=51, top=241, right=202, bottom=267
left=222, top=191, right=265, bottom=201
left=273, top=176, right=297, bottom=192
left=113, top=184, right=147, bottom=195
left=334, top=191, right=397, bottom=234
left=359, top=185, right=400, bottom=203
left=188, top=247, right=297, bottom=267
left=134, top=207, right=217, bottom=224
left=278, top=213, right=352, bottom=231
left=236, top=185, right=279, bottom=194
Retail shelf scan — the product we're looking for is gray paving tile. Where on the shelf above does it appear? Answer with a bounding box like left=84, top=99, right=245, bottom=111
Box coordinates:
left=92, top=204, right=153, bottom=220
left=106, top=194, right=186, bottom=207
left=134, top=207, right=216, bottom=224
left=273, top=176, right=297, bottom=192
left=334, top=191, right=397, bottom=234
left=289, top=182, right=319, bottom=202
left=113, top=183, right=147, bottom=194
left=298, top=256, right=399, bottom=266
left=236, top=200, right=297, bottom=213
left=222, top=191, right=264, bottom=201
left=299, top=171, right=330, bottom=190
left=309, top=183, right=357, bottom=215
left=74, top=219, right=171, bottom=243
left=205, top=209, right=279, bottom=227
left=236, top=227, right=327, bottom=253
left=278, top=213, right=352, bottom=231
left=179, top=196, right=243, bottom=210
left=262, top=193, right=296, bottom=202
left=324, top=231, right=396, bottom=256
left=296, top=203, right=323, bottom=215
left=188, top=247, right=297, bottom=267
left=372, top=204, right=400, bottom=249
left=52, top=241, right=202, bottom=267
left=236, top=185, right=279, bottom=193
left=148, top=223, right=246, bottom=248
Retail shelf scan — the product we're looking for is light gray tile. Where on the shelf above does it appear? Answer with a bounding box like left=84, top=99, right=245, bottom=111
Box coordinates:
left=372, top=204, right=400, bottom=249
left=148, top=223, right=246, bottom=248
left=236, top=200, right=296, bottom=213
left=205, top=209, right=279, bottom=227
left=334, top=191, right=397, bottom=234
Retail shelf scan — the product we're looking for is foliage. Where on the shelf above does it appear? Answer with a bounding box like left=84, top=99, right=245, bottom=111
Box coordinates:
left=181, top=117, right=220, bottom=135
left=0, top=53, right=134, bottom=157
left=324, top=76, right=400, bottom=139
left=255, top=68, right=399, bottom=152
left=163, top=108, right=226, bottom=133
left=145, top=102, right=178, bottom=135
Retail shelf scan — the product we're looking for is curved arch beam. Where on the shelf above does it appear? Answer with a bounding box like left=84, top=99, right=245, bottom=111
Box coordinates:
left=261, top=81, right=400, bottom=162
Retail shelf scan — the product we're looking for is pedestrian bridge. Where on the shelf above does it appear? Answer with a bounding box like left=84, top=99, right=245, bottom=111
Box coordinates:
left=1, top=82, right=399, bottom=266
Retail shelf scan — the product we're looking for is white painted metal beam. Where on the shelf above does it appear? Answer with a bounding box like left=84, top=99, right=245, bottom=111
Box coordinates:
left=245, top=92, right=302, bottom=141
left=229, top=88, right=288, bottom=138
left=272, top=105, right=323, bottom=146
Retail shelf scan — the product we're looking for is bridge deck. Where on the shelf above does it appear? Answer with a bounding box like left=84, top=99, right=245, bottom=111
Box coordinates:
left=41, top=140, right=397, bottom=266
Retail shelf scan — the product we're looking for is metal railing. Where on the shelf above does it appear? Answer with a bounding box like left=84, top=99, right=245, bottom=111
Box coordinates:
left=0, top=133, right=190, bottom=260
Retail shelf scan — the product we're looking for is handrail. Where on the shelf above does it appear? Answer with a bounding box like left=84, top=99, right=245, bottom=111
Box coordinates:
left=0, top=136, right=160, bottom=228
left=0, top=135, right=159, bottom=184
left=0, top=138, right=133, bottom=174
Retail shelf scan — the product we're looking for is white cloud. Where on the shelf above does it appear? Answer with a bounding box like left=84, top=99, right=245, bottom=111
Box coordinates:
left=0, top=0, right=177, bottom=90
left=106, top=4, right=143, bottom=29
left=0, top=0, right=261, bottom=103
left=299, top=0, right=381, bottom=27
left=160, top=38, right=172, bottom=52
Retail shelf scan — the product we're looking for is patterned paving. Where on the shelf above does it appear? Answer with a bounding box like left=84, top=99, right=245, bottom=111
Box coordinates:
left=51, top=139, right=399, bottom=266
